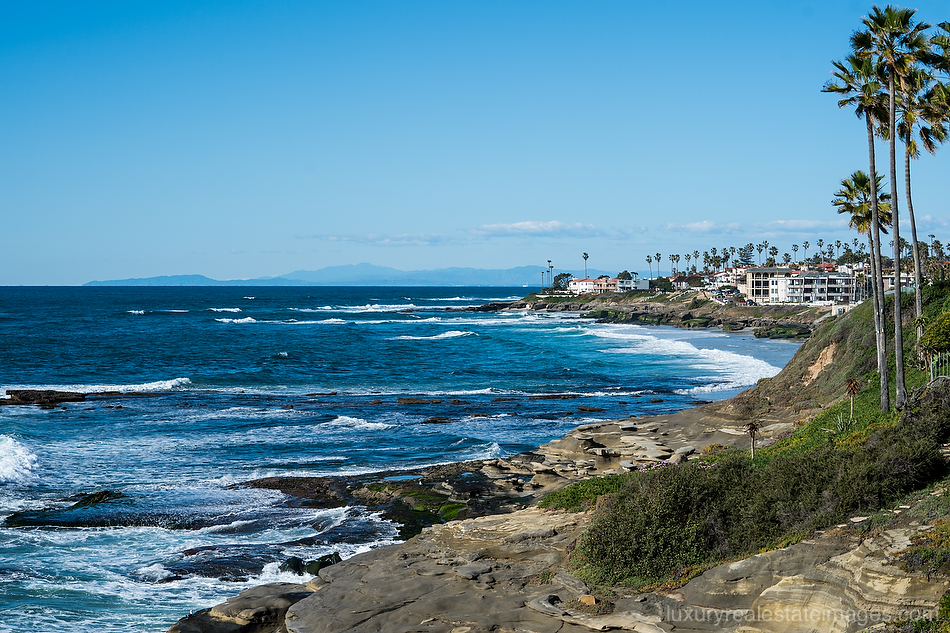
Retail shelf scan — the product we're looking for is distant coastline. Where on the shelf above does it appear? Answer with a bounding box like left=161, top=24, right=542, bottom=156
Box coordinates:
left=81, top=264, right=638, bottom=287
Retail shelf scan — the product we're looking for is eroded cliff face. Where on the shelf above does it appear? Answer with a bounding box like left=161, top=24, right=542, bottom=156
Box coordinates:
left=734, top=527, right=950, bottom=633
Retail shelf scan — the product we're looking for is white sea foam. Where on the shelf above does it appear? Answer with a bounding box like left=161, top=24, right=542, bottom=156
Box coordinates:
left=390, top=330, right=476, bottom=341
left=243, top=296, right=256, bottom=300
left=674, top=347, right=781, bottom=394
left=215, top=317, right=258, bottom=324
left=127, top=310, right=145, bottom=315
left=0, top=435, right=37, bottom=483
left=326, top=416, right=395, bottom=431
left=1, top=377, right=193, bottom=394
left=209, top=308, right=242, bottom=313
left=596, top=327, right=781, bottom=393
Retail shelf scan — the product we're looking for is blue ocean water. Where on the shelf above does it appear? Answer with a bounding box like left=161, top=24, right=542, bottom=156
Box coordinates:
left=0, top=287, right=801, bottom=632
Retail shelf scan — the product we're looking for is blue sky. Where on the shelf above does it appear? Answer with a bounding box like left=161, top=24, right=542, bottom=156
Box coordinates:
left=2, top=1, right=948, bottom=285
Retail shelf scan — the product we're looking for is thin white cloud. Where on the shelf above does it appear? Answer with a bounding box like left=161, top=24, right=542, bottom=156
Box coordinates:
left=663, top=220, right=740, bottom=233
left=469, top=220, right=605, bottom=238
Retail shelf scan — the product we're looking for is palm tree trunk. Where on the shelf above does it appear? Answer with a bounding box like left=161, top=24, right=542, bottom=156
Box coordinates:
left=867, top=114, right=890, bottom=413
left=904, top=130, right=924, bottom=341
left=889, top=68, right=907, bottom=409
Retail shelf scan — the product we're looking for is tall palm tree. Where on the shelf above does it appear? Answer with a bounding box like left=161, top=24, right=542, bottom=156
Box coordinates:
left=817, top=239, right=825, bottom=265
left=685, top=253, right=692, bottom=272
left=693, top=250, right=700, bottom=273
left=792, top=244, right=799, bottom=264
left=895, top=68, right=948, bottom=339
left=802, top=240, right=810, bottom=264
left=646, top=255, right=653, bottom=279
left=833, top=170, right=893, bottom=388
left=755, top=243, right=764, bottom=265
left=583, top=252, right=590, bottom=278
left=824, top=51, right=890, bottom=412
left=655, top=253, right=662, bottom=277
left=853, top=5, right=931, bottom=409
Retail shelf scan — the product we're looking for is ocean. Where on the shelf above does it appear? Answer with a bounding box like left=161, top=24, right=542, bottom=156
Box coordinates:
left=0, top=286, right=801, bottom=632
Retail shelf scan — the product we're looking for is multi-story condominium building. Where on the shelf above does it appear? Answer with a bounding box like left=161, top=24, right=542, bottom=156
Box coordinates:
left=745, top=268, right=856, bottom=304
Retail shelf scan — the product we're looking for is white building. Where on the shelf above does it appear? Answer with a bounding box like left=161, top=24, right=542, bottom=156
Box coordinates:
left=567, top=276, right=648, bottom=294
left=746, top=267, right=857, bottom=304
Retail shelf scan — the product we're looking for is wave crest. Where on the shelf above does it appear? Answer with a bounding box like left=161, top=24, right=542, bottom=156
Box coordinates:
left=391, top=331, right=475, bottom=341
left=0, top=435, right=38, bottom=483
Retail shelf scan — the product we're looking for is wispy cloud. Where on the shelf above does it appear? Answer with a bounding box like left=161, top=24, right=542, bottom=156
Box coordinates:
left=469, top=220, right=606, bottom=238
left=663, top=220, right=741, bottom=234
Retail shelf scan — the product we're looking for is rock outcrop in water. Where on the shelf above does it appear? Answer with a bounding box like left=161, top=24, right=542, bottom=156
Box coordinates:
left=1, top=389, right=87, bottom=407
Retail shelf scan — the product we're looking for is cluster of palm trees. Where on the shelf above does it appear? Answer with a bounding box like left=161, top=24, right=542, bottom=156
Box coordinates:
left=823, top=6, right=950, bottom=413
left=643, top=240, right=855, bottom=280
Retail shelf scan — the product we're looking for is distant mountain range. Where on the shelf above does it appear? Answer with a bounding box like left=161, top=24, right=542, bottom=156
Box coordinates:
left=83, top=264, right=645, bottom=287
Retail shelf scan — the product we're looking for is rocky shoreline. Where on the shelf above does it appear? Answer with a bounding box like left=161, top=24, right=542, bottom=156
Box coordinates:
left=164, top=402, right=812, bottom=633
left=166, top=395, right=950, bottom=633
left=477, top=291, right=834, bottom=339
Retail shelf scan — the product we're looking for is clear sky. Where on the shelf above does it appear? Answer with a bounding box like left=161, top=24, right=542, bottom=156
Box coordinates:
left=2, top=1, right=948, bottom=285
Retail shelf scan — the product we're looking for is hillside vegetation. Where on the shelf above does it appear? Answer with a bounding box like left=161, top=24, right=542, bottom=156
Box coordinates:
left=542, top=283, right=950, bottom=592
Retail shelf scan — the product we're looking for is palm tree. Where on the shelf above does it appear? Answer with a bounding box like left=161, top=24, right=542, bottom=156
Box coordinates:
left=833, top=170, right=892, bottom=393
left=802, top=240, right=810, bottom=264
left=792, top=244, right=799, bottom=264
left=836, top=239, right=843, bottom=262
left=655, top=253, right=662, bottom=277
left=824, top=52, right=890, bottom=411
left=685, top=252, right=692, bottom=272
left=895, top=68, right=948, bottom=339
left=853, top=5, right=931, bottom=409
left=783, top=252, right=792, bottom=266
left=755, top=243, right=764, bottom=265
left=817, top=239, right=825, bottom=265
left=693, top=250, right=700, bottom=273
left=744, top=421, right=761, bottom=460
left=646, top=255, right=653, bottom=279
left=583, top=252, right=590, bottom=278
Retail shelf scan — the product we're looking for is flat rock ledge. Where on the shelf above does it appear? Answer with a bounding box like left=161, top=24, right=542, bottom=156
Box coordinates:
left=169, top=507, right=950, bottom=633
